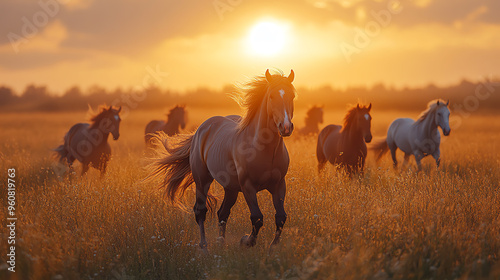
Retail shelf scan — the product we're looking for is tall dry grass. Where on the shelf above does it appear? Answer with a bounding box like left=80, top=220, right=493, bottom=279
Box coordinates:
left=0, top=109, right=499, bottom=279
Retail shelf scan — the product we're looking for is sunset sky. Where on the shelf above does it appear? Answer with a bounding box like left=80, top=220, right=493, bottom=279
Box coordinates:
left=1, top=0, right=500, bottom=94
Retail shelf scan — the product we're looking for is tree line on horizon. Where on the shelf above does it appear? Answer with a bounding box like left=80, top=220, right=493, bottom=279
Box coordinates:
left=0, top=79, right=498, bottom=113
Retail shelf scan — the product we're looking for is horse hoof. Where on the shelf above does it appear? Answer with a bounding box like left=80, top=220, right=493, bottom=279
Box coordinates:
left=240, top=234, right=256, bottom=247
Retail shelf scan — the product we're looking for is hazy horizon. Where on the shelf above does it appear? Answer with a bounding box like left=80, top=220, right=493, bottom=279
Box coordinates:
left=2, top=0, right=500, bottom=93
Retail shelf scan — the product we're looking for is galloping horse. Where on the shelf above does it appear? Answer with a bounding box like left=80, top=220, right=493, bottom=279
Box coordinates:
left=146, top=70, right=296, bottom=249
left=145, top=105, right=187, bottom=145
left=371, top=99, right=450, bottom=171
left=299, top=105, right=324, bottom=135
left=316, top=104, right=372, bottom=175
left=54, top=105, right=122, bottom=176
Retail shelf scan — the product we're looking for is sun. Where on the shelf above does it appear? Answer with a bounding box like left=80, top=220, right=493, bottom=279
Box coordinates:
left=247, top=20, right=289, bottom=56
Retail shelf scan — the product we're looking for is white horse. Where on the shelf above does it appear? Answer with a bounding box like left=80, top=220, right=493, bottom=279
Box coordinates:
left=372, top=99, right=451, bottom=171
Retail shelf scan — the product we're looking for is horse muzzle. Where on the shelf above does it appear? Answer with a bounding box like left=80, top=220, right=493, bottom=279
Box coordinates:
left=365, top=134, right=373, bottom=143
left=112, top=133, right=120, bottom=140
left=443, top=129, right=451, bottom=136
left=278, top=122, right=294, bottom=137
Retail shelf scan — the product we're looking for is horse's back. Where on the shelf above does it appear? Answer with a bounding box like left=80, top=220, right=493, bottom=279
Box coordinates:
left=387, top=118, right=414, bottom=153
left=145, top=120, right=165, bottom=134
left=191, top=116, right=238, bottom=161
left=317, top=124, right=342, bottom=159
left=190, top=115, right=240, bottom=188
left=225, top=115, right=242, bottom=123
left=145, top=120, right=166, bottom=144
left=66, top=123, right=89, bottom=142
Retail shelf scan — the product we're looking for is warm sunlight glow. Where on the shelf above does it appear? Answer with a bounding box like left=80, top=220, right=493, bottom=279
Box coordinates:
left=247, top=20, right=289, bottom=56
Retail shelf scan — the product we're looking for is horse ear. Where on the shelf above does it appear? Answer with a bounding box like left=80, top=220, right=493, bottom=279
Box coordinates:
left=368, top=103, right=372, bottom=111
left=265, top=69, right=273, bottom=83
left=357, top=104, right=360, bottom=109
left=446, top=100, right=449, bottom=106
left=117, top=106, right=122, bottom=113
left=108, top=105, right=112, bottom=111
left=437, top=100, right=440, bottom=106
left=287, top=69, right=295, bottom=83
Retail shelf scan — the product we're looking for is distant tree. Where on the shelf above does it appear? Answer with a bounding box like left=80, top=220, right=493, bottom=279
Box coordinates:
left=22, top=84, right=49, bottom=101
left=0, top=86, right=16, bottom=105
left=63, top=86, right=82, bottom=99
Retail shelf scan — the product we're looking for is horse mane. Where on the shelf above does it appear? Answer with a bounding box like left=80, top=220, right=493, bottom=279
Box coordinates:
left=341, top=105, right=360, bottom=132
left=167, top=105, right=184, bottom=120
left=231, top=70, right=294, bottom=132
left=416, top=99, right=447, bottom=123
left=88, top=105, right=117, bottom=128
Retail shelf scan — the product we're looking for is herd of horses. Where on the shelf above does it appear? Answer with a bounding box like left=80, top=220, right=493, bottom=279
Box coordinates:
left=53, top=70, right=451, bottom=250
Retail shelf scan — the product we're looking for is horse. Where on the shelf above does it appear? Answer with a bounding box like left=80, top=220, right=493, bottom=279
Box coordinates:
left=145, top=69, right=296, bottom=249
left=145, top=105, right=187, bottom=145
left=371, top=99, right=450, bottom=171
left=298, top=105, right=324, bottom=135
left=53, top=105, right=122, bottom=177
left=316, top=104, right=372, bottom=175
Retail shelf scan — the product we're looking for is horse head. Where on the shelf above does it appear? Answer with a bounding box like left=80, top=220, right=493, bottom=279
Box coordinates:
left=170, top=105, right=187, bottom=129
left=436, top=100, right=451, bottom=136
left=109, top=106, right=121, bottom=140
left=356, top=103, right=372, bottom=143
left=265, top=69, right=296, bottom=137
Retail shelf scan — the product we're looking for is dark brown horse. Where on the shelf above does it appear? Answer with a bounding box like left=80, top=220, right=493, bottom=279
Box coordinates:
left=54, top=105, right=121, bottom=176
left=146, top=69, right=296, bottom=249
left=316, top=104, right=372, bottom=175
left=299, top=105, right=324, bottom=135
left=145, top=105, right=187, bottom=145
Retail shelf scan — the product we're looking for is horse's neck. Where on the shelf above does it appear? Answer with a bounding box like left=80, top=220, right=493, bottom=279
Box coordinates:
left=342, top=123, right=362, bottom=143
left=245, top=99, right=282, bottom=149
left=416, top=113, right=437, bottom=138
left=164, top=118, right=179, bottom=133
left=89, top=124, right=109, bottom=145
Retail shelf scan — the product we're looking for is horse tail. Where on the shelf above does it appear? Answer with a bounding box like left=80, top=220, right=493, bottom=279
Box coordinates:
left=370, top=138, right=389, bottom=162
left=144, top=133, right=217, bottom=212
left=53, top=127, right=72, bottom=163
left=53, top=144, right=68, bottom=163
left=316, top=126, right=332, bottom=172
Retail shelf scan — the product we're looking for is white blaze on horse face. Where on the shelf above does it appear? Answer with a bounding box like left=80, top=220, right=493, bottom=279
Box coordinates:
left=364, top=114, right=369, bottom=121
left=279, top=89, right=285, bottom=98
left=114, top=115, right=120, bottom=121
left=284, top=108, right=290, bottom=123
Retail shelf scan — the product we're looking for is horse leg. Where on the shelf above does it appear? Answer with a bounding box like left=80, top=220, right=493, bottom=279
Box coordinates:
left=193, top=175, right=214, bottom=249
left=403, top=153, right=411, bottom=169
left=317, top=161, right=326, bottom=174
left=414, top=151, right=424, bottom=172
left=99, top=161, right=108, bottom=178
left=240, top=183, right=263, bottom=247
left=81, top=163, right=89, bottom=176
left=270, top=180, right=287, bottom=246
left=216, top=189, right=239, bottom=243
left=389, top=146, right=398, bottom=169
left=432, top=149, right=441, bottom=168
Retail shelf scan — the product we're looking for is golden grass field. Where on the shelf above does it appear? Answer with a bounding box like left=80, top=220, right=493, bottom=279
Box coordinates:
left=0, top=108, right=499, bottom=280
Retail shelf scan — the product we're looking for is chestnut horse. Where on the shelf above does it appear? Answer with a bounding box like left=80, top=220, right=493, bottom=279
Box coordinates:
left=146, top=70, right=296, bottom=249
left=316, top=104, right=372, bottom=175
left=54, top=105, right=121, bottom=176
left=145, top=105, right=187, bottom=145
